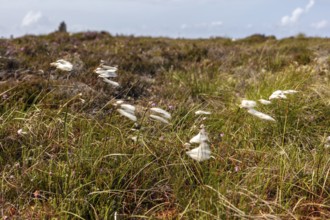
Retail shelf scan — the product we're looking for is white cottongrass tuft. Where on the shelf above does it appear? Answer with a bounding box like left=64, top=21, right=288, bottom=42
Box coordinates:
left=116, top=102, right=137, bottom=122
left=119, top=104, right=136, bottom=115
left=240, top=99, right=275, bottom=122
left=258, top=99, right=271, bottom=105
left=95, top=64, right=118, bottom=78
left=186, top=127, right=211, bottom=162
left=50, top=59, right=73, bottom=71
left=114, top=100, right=124, bottom=106
left=149, top=114, right=170, bottom=124
left=150, top=107, right=171, bottom=119
left=247, top=108, right=276, bottom=122
left=117, top=109, right=137, bottom=122
left=149, top=107, right=171, bottom=124
left=283, top=90, right=298, bottom=94
left=195, top=110, right=211, bottom=115
left=186, top=142, right=211, bottom=162
left=269, top=90, right=287, bottom=100
left=269, top=90, right=298, bottom=100
left=102, top=78, right=120, bottom=87
left=240, top=99, right=257, bottom=109
left=189, top=127, right=209, bottom=144
left=94, top=62, right=119, bottom=87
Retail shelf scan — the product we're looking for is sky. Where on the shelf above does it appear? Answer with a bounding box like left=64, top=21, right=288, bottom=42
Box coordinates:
left=0, top=0, right=329, bottom=39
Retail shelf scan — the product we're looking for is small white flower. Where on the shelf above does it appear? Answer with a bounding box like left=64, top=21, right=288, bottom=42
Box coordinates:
left=195, top=110, right=211, bottom=115
left=149, top=114, right=170, bottom=124
left=50, top=59, right=73, bottom=71
left=240, top=100, right=257, bottom=109
left=258, top=99, right=271, bottom=105
left=189, top=128, right=209, bottom=144
left=247, top=108, right=276, bottom=122
left=186, top=142, right=211, bottom=162
left=17, top=128, right=27, bottom=135
left=150, top=107, right=171, bottom=119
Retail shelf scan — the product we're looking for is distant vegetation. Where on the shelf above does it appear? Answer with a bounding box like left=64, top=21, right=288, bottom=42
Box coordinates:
left=0, top=31, right=330, bottom=219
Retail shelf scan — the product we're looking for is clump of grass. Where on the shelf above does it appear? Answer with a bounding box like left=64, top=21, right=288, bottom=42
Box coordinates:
left=1, top=33, right=330, bottom=219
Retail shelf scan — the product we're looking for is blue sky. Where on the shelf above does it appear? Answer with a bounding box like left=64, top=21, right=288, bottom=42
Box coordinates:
left=0, top=0, right=329, bottom=39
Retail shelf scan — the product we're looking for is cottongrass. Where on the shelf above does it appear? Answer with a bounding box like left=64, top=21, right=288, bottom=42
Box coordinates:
left=186, top=127, right=211, bottom=161
left=240, top=100, right=257, bottom=109
left=116, top=102, right=137, bottom=122
left=50, top=59, right=73, bottom=71
left=150, top=107, right=171, bottom=119
left=120, top=104, right=136, bottom=115
left=258, top=99, right=271, bottom=105
left=149, top=107, right=171, bottom=124
left=95, top=65, right=118, bottom=78
left=94, top=62, right=119, bottom=87
left=269, top=89, right=298, bottom=100
left=240, top=99, right=276, bottom=122
left=247, top=108, right=276, bottom=122
left=195, top=110, right=212, bottom=115
left=189, top=127, right=209, bottom=144
left=149, top=115, right=170, bottom=124
left=186, top=142, right=212, bottom=162
left=117, top=109, right=137, bottom=122
left=102, top=78, right=120, bottom=87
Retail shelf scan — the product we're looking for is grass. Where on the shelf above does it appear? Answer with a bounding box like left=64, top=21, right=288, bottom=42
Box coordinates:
left=0, top=32, right=330, bottom=219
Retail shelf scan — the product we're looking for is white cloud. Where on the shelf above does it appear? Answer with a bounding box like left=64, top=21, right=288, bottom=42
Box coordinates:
left=311, top=20, right=328, bottom=29
left=281, top=8, right=304, bottom=26
left=21, top=11, right=42, bottom=27
left=305, top=0, right=315, bottom=11
left=280, top=0, right=315, bottom=26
